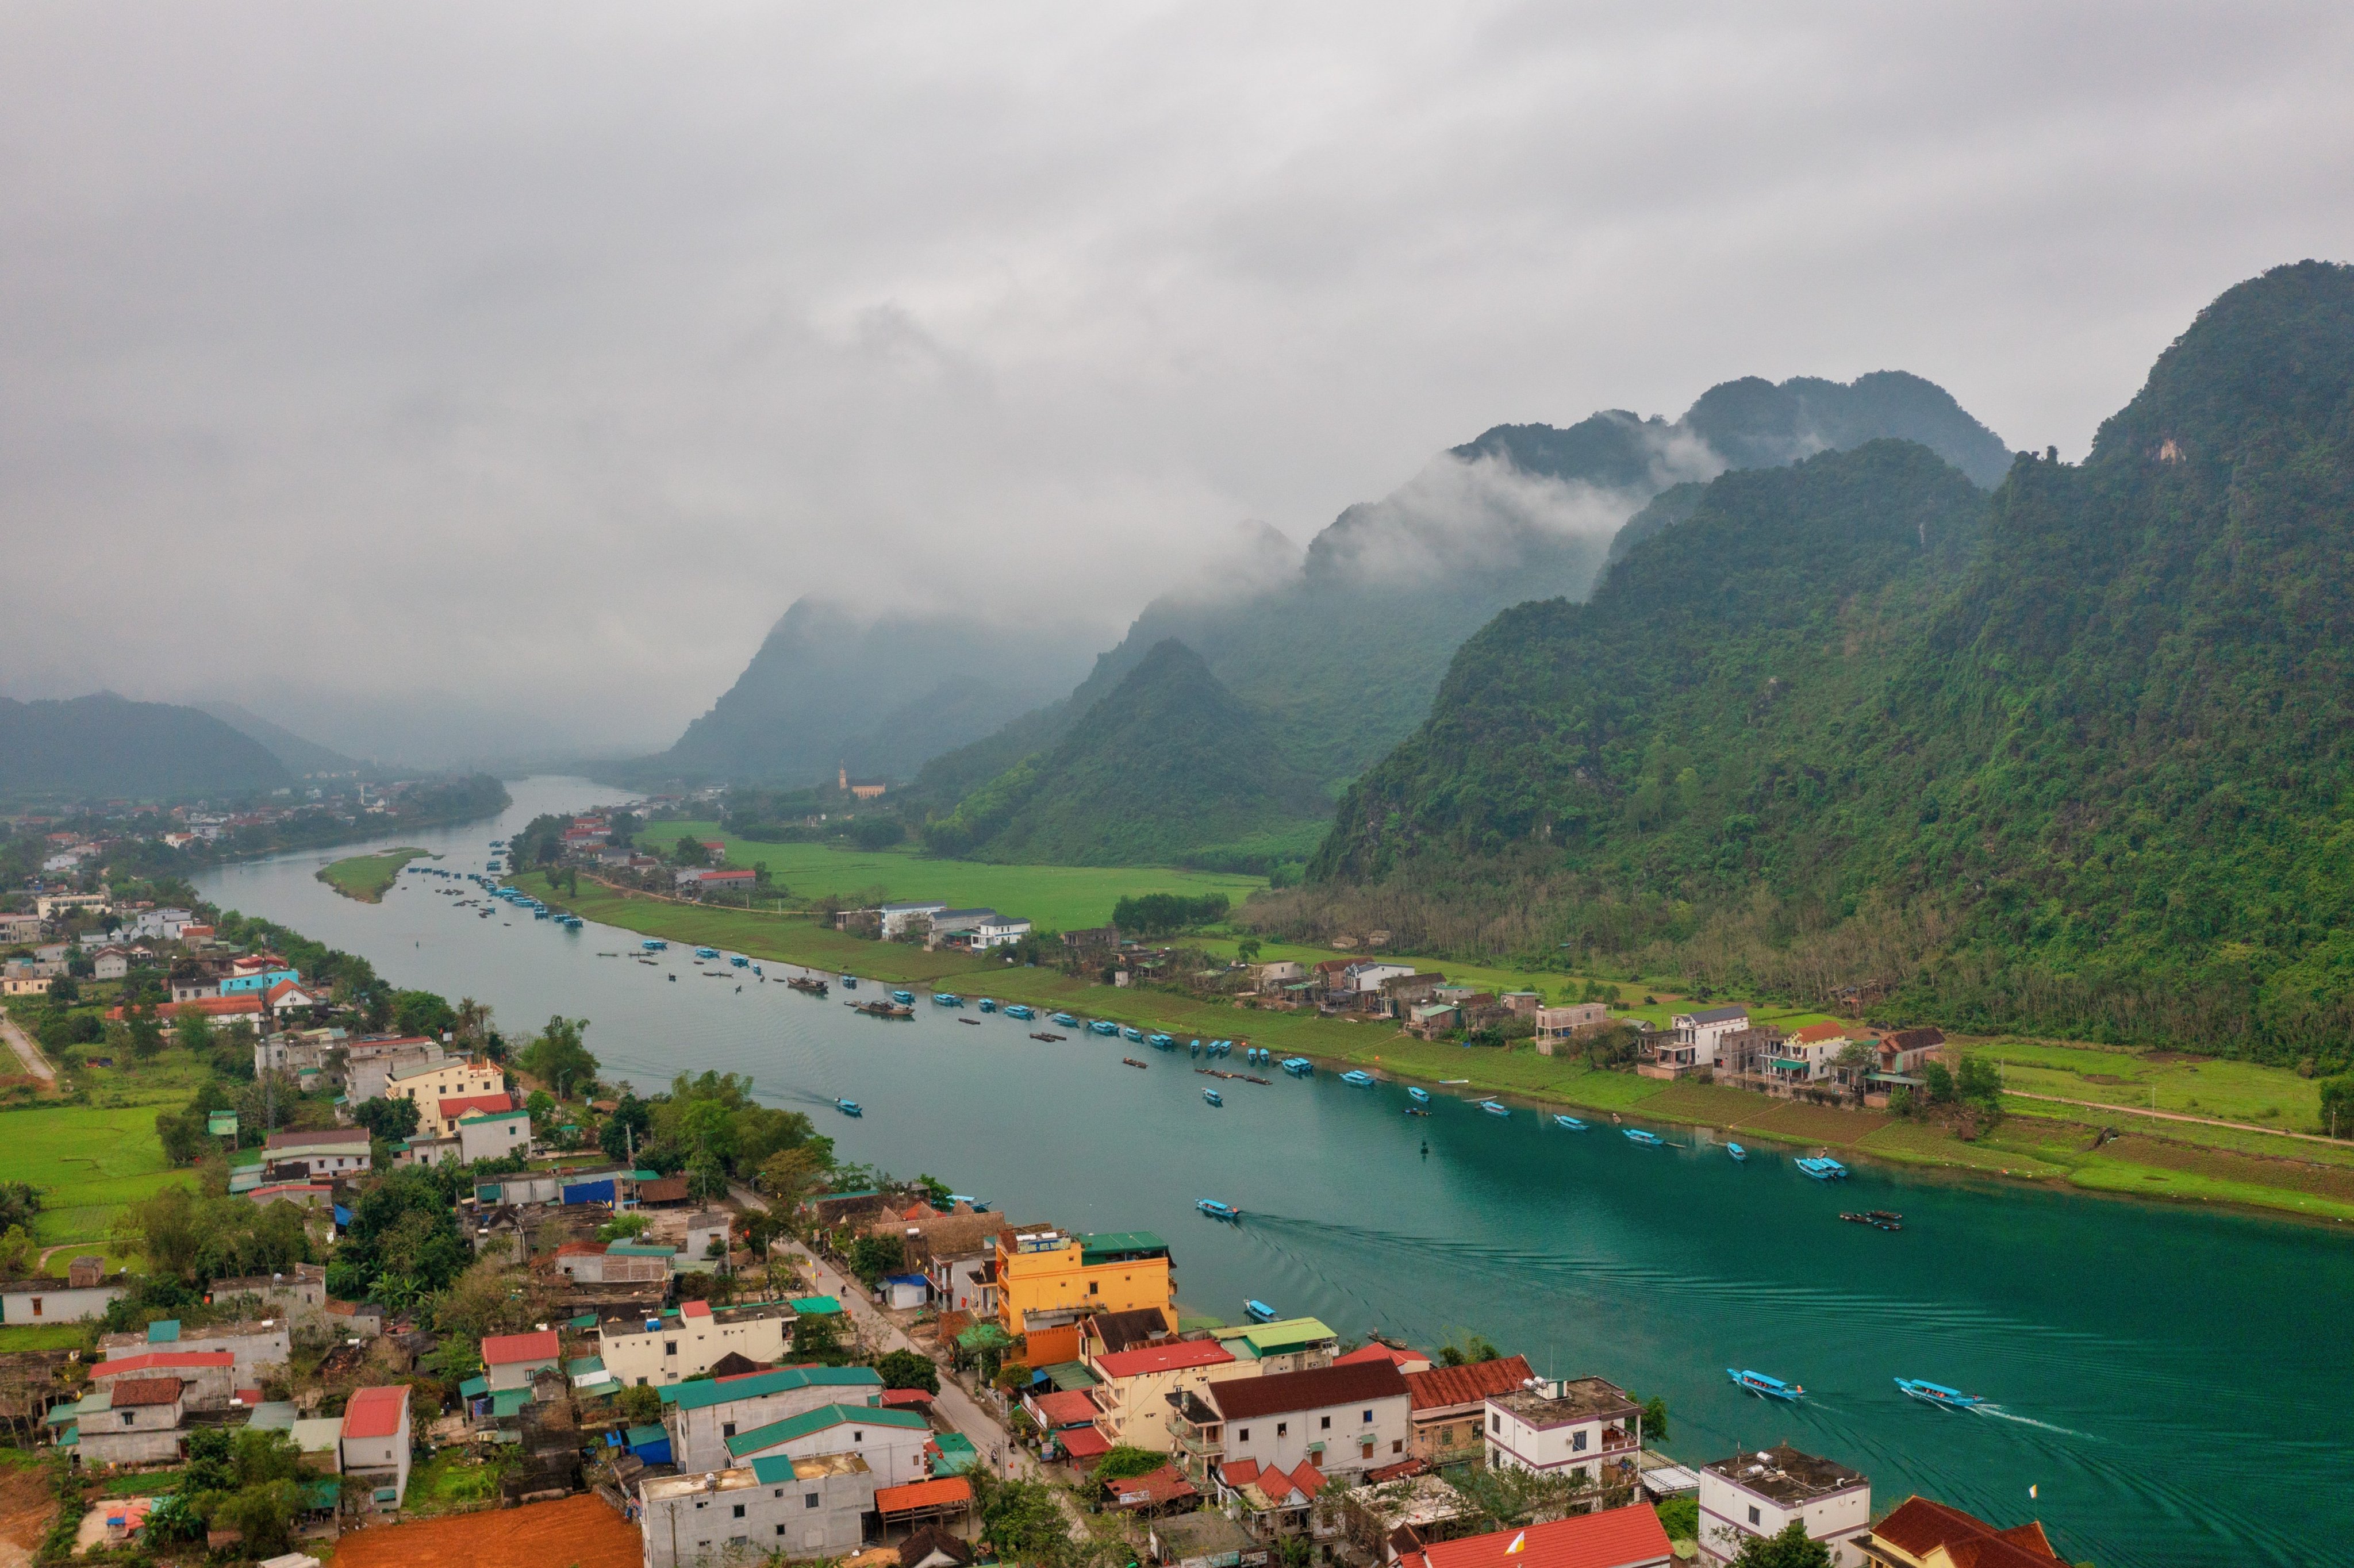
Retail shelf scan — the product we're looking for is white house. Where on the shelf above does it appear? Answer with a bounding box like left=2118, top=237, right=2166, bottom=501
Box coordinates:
left=99, top=1320, right=290, bottom=1388
left=638, top=1452, right=877, bottom=1568
left=456, top=1108, right=531, bottom=1163
left=724, top=1403, right=934, bottom=1486
left=70, top=1375, right=186, bottom=1465
left=1483, top=1377, right=1642, bottom=1495
left=1696, top=1446, right=1870, bottom=1568
left=261, top=1128, right=372, bottom=1178
left=1658, top=1005, right=1751, bottom=1070
left=1205, top=1360, right=1413, bottom=1484
left=596, top=1300, right=794, bottom=1391
left=659, top=1364, right=886, bottom=1472
left=339, top=1386, right=412, bottom=1513
left=877, top=902, right=948, bottom=941
left=1, top=1275, right=128, bottom=1325
left=482, top=1328, right=562, bottom=1392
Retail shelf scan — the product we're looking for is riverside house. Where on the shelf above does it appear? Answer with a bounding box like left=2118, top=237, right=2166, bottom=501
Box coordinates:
left=1483, top=1377, right=1642, bottom=1501
left=1696, top=1444, right=1871, bottom=1568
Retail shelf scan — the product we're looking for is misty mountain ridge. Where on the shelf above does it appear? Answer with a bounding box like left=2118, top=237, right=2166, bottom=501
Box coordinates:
left=0, top=692, right=292, bottom=801
left=1303, top=260, right=2354, bottom=1063
left=195, top=701, right=367, bottom=775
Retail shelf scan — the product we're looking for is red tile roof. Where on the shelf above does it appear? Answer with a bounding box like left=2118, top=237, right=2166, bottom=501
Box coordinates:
left=1791, top=1022, right=1849, bottom=1044
left=1057, top=1425, right=1111, bottom=1459
left=1335, top=1343, right=1428, bottom=1370
left=1219, top=1458, right=1328, bottom=1502
left=554, top=1242, right=607, bottom=1257
left=680, top=1300, right=712, bottom=1319
left=1109, top=1463, right=1196, bottom=1508
left=1031, top=1389, right=1100, bottom=1427
left=342, top=1385, right=408, bottom=1439
left=481, top=1328, right=561, bottom=1366
left=1208, top=1358, right=1407, bottom=1421
left=107, top=1376, right=184, bottom=1407
left=1095, top=1339, right=1235, bottom=1379
left=94, top=1351, right=233, bottom=1377
left=1868, top=1497, right=2061, bottom=1568
left=874, top=1477, right=973, bottom=1516
left=437, top=1093, right=514, bottom=1120
left=880, top=1388, right=935, bottom=1407
left=1397, top=1505, right=1673, bottom=1568
left=1402, top=1355, right=1536, bottom=1413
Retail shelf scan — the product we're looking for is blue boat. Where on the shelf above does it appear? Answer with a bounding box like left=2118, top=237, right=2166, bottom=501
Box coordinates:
left=1245, top=1299, right=1278, bottom=1324
left=1553, top=1114, right=1587, bottom=1131
left=1623, top=1128, right=1664, bottom=1146
left=1407, top=1086, right=1431, bottom=1104
left=1727, top=1143, right=1748, bottom=1162
left=1203, top=1088, right=1223, bottom=1106
left=1196, top=1199, right=1241, bottom=1221
left=1281, top=1058, right=1314, bottom=1077
left=1123, top=1027, right=1145, bottom=1042
left=1051, top=1013, right=1079, bottom=1028
left=1729, top=1369, right=1804, bottom=1401
left=1088, top=1019, right=1116, bottom=1035
left=729, top=954, right=749, bottom=967
left=978, top=998, right=997, bottom=1012
left=1189, top=1039, right=1201, bottom=1056
left=1480, top=1100, right=1510, bottom=1117
left=1149, top=1033, right=1176, bottom=1051
left=1004, top=1004, right=1035, bottom=1021
left=1341, top=1070, right=1375, bottom=1087
left=694, top=947, right=721, bottom=959
left=1895, top=1379, right=1984, bottom=1409
left=931, top=993, right=964, bottom=1006
left=835, top=1098, right=863, bottom=1117
left=840, top=975, right=858, bottom=989
left=643, top=939, right=669, bottom=952
left=1795, top=1156, right=1849, bottom=1181
left=891, top=990, right=916, bottom=1005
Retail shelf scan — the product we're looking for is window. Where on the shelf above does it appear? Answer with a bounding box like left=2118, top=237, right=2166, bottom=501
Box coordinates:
left=1748, top=1506, right=1761, bottom=1527
left=723, top=1423, right=736, bottom=1439
left=1237, top=1428, right=1249, bottom=1442
left=1276, top=1422, right=1287, bottom=1437
left=28, top=1298, right=40, bottom=1317
left=1319, top=1416, right=1331, bottom=1431
left=665, top=1342, right=678, bottom=1356
left=1088, top=1282, right=1099, bottom=1295
left=773, top=1490, right=783, bottom=1498
left=1361, top=1409, right=1373, bottom=1424
left=1490, top=1414, right=1501, bottom=1434
left=777, top=1525, right=789, bottom=1537
left=1361, top=1443, right=1374, bottom=1459
left=805, top=1494, right=821, bottom=1509
left=1392, top=1440, right=1403, bottom=1454
left=637, top=1377, right=648, bottom=1386
left=1572, top=1431, right=1588, bottom=1452
left=121, top=1412, right=136, bottom=1427
left=732, top=1505, right=746, bottom=1519
left=853, top=1431, right=863, bottom=1442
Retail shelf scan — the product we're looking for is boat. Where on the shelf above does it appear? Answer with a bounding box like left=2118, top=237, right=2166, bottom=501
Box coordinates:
left=978, top=998, right=997, bottom=1013
left=1480, top=1100, right=1510, bottom=1117
left=1245, top=1300, right=1278, bottom=1323
left=1728, top=1369, right=1804, bottom=1401
left=1864, top=1209, right=1903, bottom=1224
left=854, top=1000, right=915, bottom=1019
left=1203, top=1088, right=1223, bottom=1106
left=932, top=993, right=964, bottom=1006
left=891, top=990, right=916, bottom=1005
left=1089, top=1019, right=1118, bottom=1035
left=1553, top=1114, right=1588, bottom=1131
left=1149, top=1033, right=1176, bottom=1050
left=1727, top=1142, right=1748, bottom=1161
left=1281, top=1058, right=1314, bottom=1077
left=786, top=976, right=828, bottom=996
left=729, top=954, right=750, bottom=967
left=1841, top=1211, right=1903, bottom=1231
left=840, top=975, right=858, bottom=989
left=959, top=1017, right=982, bottom=1026
left=1795, top=1156, right=1849, bottom=1181
left=1405, top=1108, right=1431, bottom=1117
left=1056, top=1014, right=1085, bottom=1029
left=1123, top=1027, right=1145, bottom=1042
left=835, top=1098, right=863, bottom=1117
left=1341, top=1070, right=1375, bottom=1087
left=1004, top=1004, right=1035, bottom=1020
left=694, top=947, right=721, bottom=960
left=1623, top=1128, right=1664, bottom=1146
left=1196, top=1199, right=1241, bottom=1221
left=1894, top=1379, right=1983, bottom=1409
left=1407, top=1086, right=1431, bottom=1104
left=1122, top=1058, right=1147, bottom=1069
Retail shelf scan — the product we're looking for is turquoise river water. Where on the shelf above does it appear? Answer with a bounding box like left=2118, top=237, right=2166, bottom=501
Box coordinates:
left=195, top=778, right=2354, bottom=1568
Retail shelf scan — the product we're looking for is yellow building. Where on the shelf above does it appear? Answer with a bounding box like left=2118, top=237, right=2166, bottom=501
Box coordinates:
left=994, top=1229, right=1174, bottom=1348
left=383, top=1057, right=505, bottom=1119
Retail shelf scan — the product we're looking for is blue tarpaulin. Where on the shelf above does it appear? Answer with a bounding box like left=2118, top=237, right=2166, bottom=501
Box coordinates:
left=563, top=1179, right=616, bottom=1206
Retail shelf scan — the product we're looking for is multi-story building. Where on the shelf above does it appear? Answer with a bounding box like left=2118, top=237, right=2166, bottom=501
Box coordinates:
left=1207, top=1316, right=1339, bottom=1375
left=339, top=1386, right=412, bottom=1515
left=1857, top=1496, right=2064, bottom=1568
left=660, top=1365, right=886, bottom=1471
left=341, top=1035, right=444, bottom=1102
left=597, top=1300, right=795, bottom=1390
left=261, top=1128, right=372, bottom=1179
left=638, top=1452, right=877, bottom=1568
left=1392, top=1505, right=1675, bottom=1568
left=1696, top=1445, right=1871, bottom=1568
left=482, top=1328, right=562, bottom=1393
left=1192, top=1360, right=1413, bottom=1487
left=1648, top=1005, right=1750, bottom=1074
left=1085, top=1338, right=1257, bottom=1452
left=724, top=1403, right=933, bottom=1486
left=992, top=1228, right=1174, bottom=1346
left=1402, top=1355, right=1534, bottom=1464
left=456, top=1108, right=532, bottom=1163
left=99, top=1320, right=290, bottom=1388
left=1483, top=1377, right=1642, bottom=1501
left=89, top=1350, right=235, bottom=1410
left=1534, top=1004, right=1612, bottom=1054
left=383, top=1055, right=503, bottom=1113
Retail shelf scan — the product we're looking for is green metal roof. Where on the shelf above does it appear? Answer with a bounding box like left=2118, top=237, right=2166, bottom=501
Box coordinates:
left=489, top=1387, right=533, bottom=1417
left=1043, top=1361, right=1099, bottom=1392
left=458, top=1375, right=489, bottom=1398
left=726, top=1401, right=927, bottom=1458
left=566, top=1356, right=606, bottom=1377
left=790, top=1294, right=843, bottom=1315
left=931, top=1430, right=981, bottom=1473
left=459, top=1109, right=528, bottom=1125
left=569, top=1312, right=598, bottom=1329
left=1213, top=1317, right=1337, bottom=1357
left=661, top=1365, right=881, bottom=1412
left=147, top=1319, right=181, bottom=1343
left=608, top=1242, right=678, bottom=1258
left=625, top=1423, right=668, bottom=1447
left=1077, top=1230, right=1168, bottom=1264
left=750, top=1455, right=801, bottom=1484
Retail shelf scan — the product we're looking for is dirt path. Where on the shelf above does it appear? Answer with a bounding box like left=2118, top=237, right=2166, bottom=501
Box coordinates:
left=2003, top=1090, right=2349, bottom=1149
left=0, top=1016, right=55, bottom=1085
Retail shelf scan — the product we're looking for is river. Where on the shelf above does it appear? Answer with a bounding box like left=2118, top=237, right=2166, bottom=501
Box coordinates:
left=195, top=778, right=2353, bottom=1568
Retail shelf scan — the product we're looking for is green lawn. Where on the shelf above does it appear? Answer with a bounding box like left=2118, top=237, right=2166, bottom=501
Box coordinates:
left=318, top=847, right=435, bottom=902
left=631, top=824, right=1265, bottom=932
left=0, top=1101, right=191, bottom=1256
left=0, top=1323, right=94, bottom=1352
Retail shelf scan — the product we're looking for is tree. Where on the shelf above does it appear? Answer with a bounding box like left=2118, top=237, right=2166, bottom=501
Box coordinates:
left=1920, top=1061, right=1957, bottom=1104
left=2323, top=1074, right=2354, bottom=1139
left=971, top=1471, right=1072, bottom=1567
left=1447, top=1462, right=1596, bottom=1530
left=1088, top=1445, right=1168, bottom=1485
left=669, top=836, right=711, bottom=868
left=1729, top=1521, right=1831, bottom=1568
left=526, top=1089, right=558, bottom=1129
left=1639, top=1394, right=1670, bottom=1444
left=0, top=1225, right=34, bottom=1278
left=1436, top=1332, right=1502, bottom=1366
left=1956, top=1055, right=2005, bottom=1112
left=848, top=1234, right=906, bottom=1285
left=515, top=1016, right=598, bottom=1097
left=176, top=1006, right=216, bottom=1056
left=791, top=1308, right=846, bottom=1364
left=875, top=1350, right=939, bottom=1394
left=1235, top=936, right=1262, bottom=964
left=352, top=1096, right=421, bottom=1143
left=600, top=1093, right=652, bottom=1162
left=390, top=989, right=458, bottom=1040
left=615, top=1383, right=663, bottom=1424
left=0, top=1183, right=41, bottom=1235
left=126, top=1010, right=163, bottom=1059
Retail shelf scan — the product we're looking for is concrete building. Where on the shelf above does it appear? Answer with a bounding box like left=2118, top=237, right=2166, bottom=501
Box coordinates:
left=1535, top=1004, right=1613, bottom=1055
left=382, top=1055, right=503, bottom=1114
left=341, top=1036, right=444, bottom=1103
left=1697, top=1446, right=1871, bottom=1568
left=69, top=1375, right=186, bottom=1465
left=1650, top=1006, right=1750, bottom=1073
left=1207, top=1317, right=1339, bottom=1376
left=597, top=1300, right=794, bottom=1389
left=261, top=1128, right=372, bottom=1179
left=1857, top=1496, right=2065, bottom=1568
left=456, top=1108, right=532, bottom=1163
left=877, top=902, right=949, bottom=941
left=725, top=1403, right=933, bottom=1486
left=339, top=1386, right=412, bottom=1514
left=429, top=1091, right=518, bottom=1137
left=1, top=1271, right=128, bottom=1325
left=992, top=1228, right=1174, bottom=1344
left=1484, top=1377, right=1642, bottom=1498
left=638, top=1452, right=877, bottom=1568
left=1403, top=1355, right=1535, bottom=1465
left=1086, top=1338, right=1255, bottom=1452
left=482, top=1328, right=563, bottom=1392
left=90, top=1350, right=236, bottom=1410
left=100, top=1320, right=290, bottom=1388
left=1393, top=1505, right=1675, bottom=1568
left=660, top=1365, right=886, bottom=1472
left=1193, top=1360, right=1412, bottom=1486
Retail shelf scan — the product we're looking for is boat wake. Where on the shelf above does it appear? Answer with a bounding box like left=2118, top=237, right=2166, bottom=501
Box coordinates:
left=1975, top=1405, right=2098, bottom=1440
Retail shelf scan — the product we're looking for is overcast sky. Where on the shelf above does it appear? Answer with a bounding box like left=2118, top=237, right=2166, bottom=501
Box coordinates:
left=4, top=2, right=2350, bottom=763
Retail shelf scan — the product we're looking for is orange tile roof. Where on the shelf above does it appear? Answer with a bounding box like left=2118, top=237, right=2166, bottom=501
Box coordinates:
left=343, top=1385, right=408, bottom=1439
left=1402, top=1355, right=1534, bottom=1412
left=94, top=1351, right=233, bottom=1377
left=1335, top=1343, right=1428, bottom=1370
left=1095, top=1340, right=1234, bottom=1379
left=1399, top=1505, right=1673, bottom=1568
left=481, top=1328, right=560, bottom=1365
left=1868, top=1497, right=2061, bottom=1568
left=873, top=1477, right=973, bottom=1515
left=1791, top=1023, right=1849, bottom=1044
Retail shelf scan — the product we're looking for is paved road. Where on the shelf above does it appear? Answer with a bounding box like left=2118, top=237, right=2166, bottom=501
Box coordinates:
left=0, top=1015, right=55, bottom=1083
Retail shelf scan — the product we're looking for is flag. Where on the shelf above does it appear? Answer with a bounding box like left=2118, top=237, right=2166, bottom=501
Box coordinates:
left=2029, top=1484, right=2038, bottom=1499
left=1505, top=1532, right=1527, bottom=1555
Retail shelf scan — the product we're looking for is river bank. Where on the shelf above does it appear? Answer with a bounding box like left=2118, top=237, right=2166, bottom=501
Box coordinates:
left=317, top=846, right=435, bottom=902
left=509, top=870, right=2354, bottom=1225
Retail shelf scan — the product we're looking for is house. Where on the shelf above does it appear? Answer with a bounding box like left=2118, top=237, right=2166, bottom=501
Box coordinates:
left=0, top=975, right=51, bottom=998
left=639, top=1451, right=878, bottom=1568
left=396, top=1134, right=463, bottom=1166
left=1863, top=1030, right=1945, bottom=1104
left=682, top=868, right=756, bottom=897
left=1085, top=1338, right=1253, bottom=1451
left=1151, top=1509, right=1260, bottom=1568
left=936, top=912, right=1031, bottom=952
left=596, top=1300, right=794, bottom=1389
left=1483, top=1377, right=1642, bottom=1502
left=1250, top=960, right=1305, bottom=993
left=457, top=1108, right=532, bottom=1163
left=659, top=1363, right=885, bottom=1471
left=1208, top=1316, right=1339, bottom=1375
left=383, top=1056, right=504, bottom=1113
left=482, top=1329, right=563, bottom=1393
left=100, top=1319, right=291, bottom=1386
left=556, top=1242, right=675, bottom=1285
left=679, top=1211, right=732, bottom=1273
left=2, top=1270, right=128, bottom=1324
left=90, top=1351, right=236, bottom=1410
left=1768, top=1023, right=1854, bottom=1087
left=70, top=1376, right=187, bottom=1465
left=341, top=1036, right=446, bottom=1102
left=205, top=1264, right=328, bottom=1325
left=92, top=947, right=133, bottom=981
left=1652, top=1006, right=1751, bottom=1074
left=431, top=1091, right=517, bottom=1136
left=1857, top=1496, right=2064, bottom=1568
left=877, top=902, right=948, bottom=941
left=339, top=1386, right=411, bottom=1513
left=262, top=1128, right=372, bottom=1179
left=1402, top=1355, right=1534, bottom=1465
left=1394, top=1504, right=1675, bottom=1568
left=993, top=1228, right=1174, bottom=1346
left=0, top=913, right=43, bottom=945
left=724, top=1403, right=934, bottom=1486
left=264, top=979, right=320, bottom=1017
left=897, top=1522, right=980, bottom=1567
left=1696, top=1445, right=1870, bottom=1568
left=219, top=958, right=300, bottom=994
left=1535, top=1004, right=1612, bottom=1055
left=1335, top=1342, right=1433, bottom=1374
left=874, top=1475, right=977, bottom=1538
left=1196, top=1360, right=1414, bottom=1488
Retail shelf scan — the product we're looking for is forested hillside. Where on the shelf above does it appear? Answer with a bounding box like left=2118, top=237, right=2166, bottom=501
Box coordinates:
left=0, top=693, right=291, bottom=800
left=1292, top=262, right=2354, bottom=1067
left=921, top=640, right=1328, bottom=866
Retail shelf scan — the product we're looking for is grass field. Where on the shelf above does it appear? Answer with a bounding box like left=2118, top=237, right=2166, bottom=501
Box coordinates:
left=0, top=1324, right=94, bottom=1352
left=1961, top=1036, right=2332, bottom=1132
left=632, top=823, right=1265, bottom=931
left=318, top=847, right=435, bottom=902
left=0, top=1101, right=191, bottom=1254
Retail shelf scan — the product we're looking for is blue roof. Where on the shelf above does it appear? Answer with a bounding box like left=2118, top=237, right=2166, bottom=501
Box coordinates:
left=146, top=1320, right=181, bottom=1343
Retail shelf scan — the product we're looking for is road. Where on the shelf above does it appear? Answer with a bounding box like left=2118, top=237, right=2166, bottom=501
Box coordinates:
left=0, top=1015, right=55, bottom=1084
left=2002, top=1089, right=2349, bottom=1148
